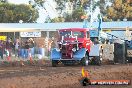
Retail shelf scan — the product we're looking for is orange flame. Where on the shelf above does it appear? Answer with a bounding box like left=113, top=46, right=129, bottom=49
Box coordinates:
left=81, top=67, right=89, bottom=77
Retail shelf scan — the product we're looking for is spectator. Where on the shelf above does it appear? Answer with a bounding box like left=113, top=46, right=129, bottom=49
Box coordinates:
left=14, top=39, right=20, bottom=58
left=20, top=40, right=25, bottom=59
left=6, top=38, right=13, bottom=57
left=94, top=38, right=99, bottom=44
left=24, top=40, right=29, bottom=59
left=0, top=40, right=4, bottom=59
left=28, top=38, right=35, bottom=58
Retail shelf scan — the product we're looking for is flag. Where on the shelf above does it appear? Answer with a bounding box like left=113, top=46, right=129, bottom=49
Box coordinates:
left=82, top=67, right=85, bottom=77
left=81, top=67, right=89, bottom=77
left=98, top=15, right=102, bottom=30
left=98, top=14, right=102, bottom=36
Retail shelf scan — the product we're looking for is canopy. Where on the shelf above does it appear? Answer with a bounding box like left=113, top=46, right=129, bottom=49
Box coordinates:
left=0, top=28, right=40, bottom=32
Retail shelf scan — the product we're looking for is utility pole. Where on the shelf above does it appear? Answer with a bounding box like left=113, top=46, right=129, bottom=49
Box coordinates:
left=90, top=0, right=93, bottom=29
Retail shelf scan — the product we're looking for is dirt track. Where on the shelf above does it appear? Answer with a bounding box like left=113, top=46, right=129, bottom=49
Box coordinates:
left=0, top=61, right=131, bottom=88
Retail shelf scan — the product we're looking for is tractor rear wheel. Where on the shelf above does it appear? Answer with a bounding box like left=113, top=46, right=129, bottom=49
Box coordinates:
left=95, top=50, right=102, bottom=66
left=91, top=50, right=102, bottom=65
left=52, top=60, right=58, bottom=67
left=95, top=56, right=101, bottom=66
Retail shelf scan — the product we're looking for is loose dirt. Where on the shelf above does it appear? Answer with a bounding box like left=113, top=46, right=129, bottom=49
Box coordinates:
left=0, top=61, right=131, bottom=88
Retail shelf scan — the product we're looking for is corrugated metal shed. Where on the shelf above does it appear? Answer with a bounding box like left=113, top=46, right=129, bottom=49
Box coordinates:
left=0, top=21, right=131, bottom=32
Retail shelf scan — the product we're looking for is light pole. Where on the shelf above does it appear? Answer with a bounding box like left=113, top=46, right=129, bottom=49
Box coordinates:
left=90, top=0, right=93, bottom=29
left=19, top=20, right=23, bottom=45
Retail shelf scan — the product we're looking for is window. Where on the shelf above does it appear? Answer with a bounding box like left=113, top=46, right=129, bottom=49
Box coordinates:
left=73, top=31, right=84, bottom=38
left=60, top=31, right=71, bottom=38
left=60, top=31, right=84, bottom=38
left=87, top=31, right=90, bottom=38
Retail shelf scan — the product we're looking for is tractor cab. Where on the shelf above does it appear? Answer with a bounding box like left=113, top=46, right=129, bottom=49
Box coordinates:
left=58, top=28, right=90, bottom=43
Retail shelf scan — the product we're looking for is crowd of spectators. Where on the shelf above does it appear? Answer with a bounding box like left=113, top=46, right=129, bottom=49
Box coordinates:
left=0, top=38, right=35, bottom=60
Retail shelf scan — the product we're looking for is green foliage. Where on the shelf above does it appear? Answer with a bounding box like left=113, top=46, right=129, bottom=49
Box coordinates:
left=51, top=0, right=86, bottom=22
left=32, top=0, right=98, bottom=22
left=97, top=0, right=106, bottom=15
left=64, top=14, right=73, bottom=22
left=50, top=7, right=85, bottom=22
left=0, top=0, right=8, bottom=3
left=0, top=3, right=39, bottom=23
left=104, top=0, right=132, bottom=21
left=54, top=0, right=97, bottom=22
left=32, top=0, right=45, bottom=7
left=50, top=17, right=65, bottom=23
left=71, top=7, right=85, bottom=22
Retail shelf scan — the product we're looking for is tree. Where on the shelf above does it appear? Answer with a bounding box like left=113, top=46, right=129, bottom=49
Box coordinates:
left=71, top=7, right=85, bottom=22
left=29, top=0, right=45, bottom=8
left=49, top=0, right=87, bottom=22
left=51, top=17, right=65, bottom=22
left=32, top=0, right=99, bottom=22
left=0, top=0, right=8, bottom=3
left=29, top=0, right=54, bottom=23
left=0, top=3, right=39, bottom=23
left=54, top=0, right=99, bottom=22
left=104, top=0, right=132, bottom=21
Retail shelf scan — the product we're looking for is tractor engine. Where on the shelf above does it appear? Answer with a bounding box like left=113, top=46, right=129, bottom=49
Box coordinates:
left=58, top=41, right=83, bottom=59
left=59, top=44, right=73, bottom=59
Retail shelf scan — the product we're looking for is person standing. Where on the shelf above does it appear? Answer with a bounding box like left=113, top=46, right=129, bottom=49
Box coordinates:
left=6, top=38, right=13, bottom=58
left=14, top=39, right=20, bottom=58
left=20, top=40, right=25, bottom=59
left=94, top=38, right=99, bottom=44
left=24, top=40, right=29, bottom=59
left=29, top=38, right=35, bottom=58
left=0, top=40, right=4, bottom=59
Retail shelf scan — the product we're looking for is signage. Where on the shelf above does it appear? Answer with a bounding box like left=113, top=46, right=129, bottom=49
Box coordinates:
left=20, top=32, right=41, bottom=37
left=103, top=30, right=111, bottom=32
left=127, top=50, right=132, bottom=57
left=0, top=36, right=7, bottom=40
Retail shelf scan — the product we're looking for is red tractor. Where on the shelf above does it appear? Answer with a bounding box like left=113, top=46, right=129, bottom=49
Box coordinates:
left=50, top=28, right=102, bottom=66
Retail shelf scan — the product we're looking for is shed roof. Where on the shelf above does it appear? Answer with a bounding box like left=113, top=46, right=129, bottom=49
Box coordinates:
left=0, top=21, right=131, bottom=32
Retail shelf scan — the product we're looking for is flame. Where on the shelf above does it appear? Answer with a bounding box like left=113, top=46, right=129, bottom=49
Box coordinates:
left=81, top=67, right=89, bottom=77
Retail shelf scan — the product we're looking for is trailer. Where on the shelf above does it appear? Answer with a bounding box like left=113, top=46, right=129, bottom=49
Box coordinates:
left=126, top=40, right=132, bottom=63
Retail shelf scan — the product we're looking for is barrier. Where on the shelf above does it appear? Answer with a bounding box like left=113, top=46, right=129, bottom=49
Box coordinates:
left=114, top=43, right=126, bottom=64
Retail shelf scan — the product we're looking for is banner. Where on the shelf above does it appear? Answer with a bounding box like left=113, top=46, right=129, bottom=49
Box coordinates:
left=0, top=36, right=7, bottom=41
left=103, top=30, right=111, bottom=32
left=20, top=32, right=41, bottom=37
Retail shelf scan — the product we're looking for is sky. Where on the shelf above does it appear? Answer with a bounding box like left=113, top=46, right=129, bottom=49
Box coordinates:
left=8, top=0, right=100, bottom=23
left=8, top=0, right=58, bottom=23
left=8, top=0, right=29, bottom=4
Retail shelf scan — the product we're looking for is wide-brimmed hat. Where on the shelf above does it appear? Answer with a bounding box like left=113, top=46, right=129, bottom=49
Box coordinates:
left=29, top=38, right=33, bottom=41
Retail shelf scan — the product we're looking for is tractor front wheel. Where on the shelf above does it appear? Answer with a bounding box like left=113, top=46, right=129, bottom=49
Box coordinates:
left=52, top=60, right=58, bottom=67
left=81, top=54, right=89, bottom=66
